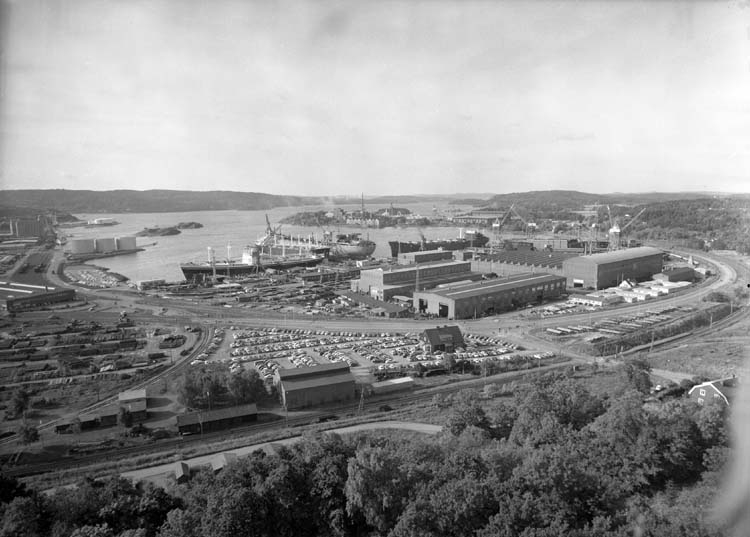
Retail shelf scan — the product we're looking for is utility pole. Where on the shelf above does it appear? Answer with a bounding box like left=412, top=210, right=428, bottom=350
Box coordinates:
left=358, top=387, right=365, bottom=415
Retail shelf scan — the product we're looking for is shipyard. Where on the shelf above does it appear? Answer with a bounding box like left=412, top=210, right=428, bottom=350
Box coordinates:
left=2, top=1, right=749, bottom=534
left=2, top=196, right=748, bottom=485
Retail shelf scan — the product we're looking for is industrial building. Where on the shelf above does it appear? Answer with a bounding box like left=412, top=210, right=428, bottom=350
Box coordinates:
left=1, top=217, right=48, bottom=239
left=413, top=273, right=567, bottom=319
left=176, top=403, right=258, bottom=435
left=277, top=362, right=356, bottom=410
left=655, top=266, right=696, bottom=283
left=397, top=250, right=454, bottom=265
left=350, top=260, right=482, bottom=301
left=55, top=404, right=120, bottom=433
left=561, top=246, right=664, bottom=289
left=421, top=326, right=465, bottom=352
left=118, top=388, right=148, bottom=422
left=5, top=288, right=77, bottom=313
left=471, top=250, right=578, bottom=278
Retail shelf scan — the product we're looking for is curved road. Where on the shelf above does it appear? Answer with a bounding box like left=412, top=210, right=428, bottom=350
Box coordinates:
left=39, top=421, right=441, bottom=491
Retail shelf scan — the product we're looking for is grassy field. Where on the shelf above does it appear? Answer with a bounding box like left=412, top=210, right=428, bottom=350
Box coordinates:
left=644, top=311, right=750, bottom=380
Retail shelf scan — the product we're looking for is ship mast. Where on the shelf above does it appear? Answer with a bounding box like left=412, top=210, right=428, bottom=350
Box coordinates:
left=208, top=247, right=216, bottom=282
left=361, top=193, right=369, bottom=240
left=227, top=242, right=232, bottom=277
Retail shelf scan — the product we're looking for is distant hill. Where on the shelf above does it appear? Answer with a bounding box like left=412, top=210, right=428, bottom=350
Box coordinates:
left=0, top=190, right=495, bottom=214
left=0, top=189, right=323, bottom=213
left=479, top=190, right=740, bottom=210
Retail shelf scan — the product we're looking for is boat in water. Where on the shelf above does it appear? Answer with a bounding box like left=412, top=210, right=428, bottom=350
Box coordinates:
left=180, top=245, right=325, bottom=281
left=323, top=231, right=376, bottom=260
left=180, top=217, right=327, bottom=281
left=389, top=229, right=489, bottom=257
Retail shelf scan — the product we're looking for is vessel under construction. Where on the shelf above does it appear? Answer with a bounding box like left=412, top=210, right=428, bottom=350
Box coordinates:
left=180, top=244, right=325, bottom=281
left=389, top=229, right=489, bottom=257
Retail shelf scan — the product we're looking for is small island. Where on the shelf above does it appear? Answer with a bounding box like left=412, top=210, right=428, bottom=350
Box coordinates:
left=135, top=226, right=181, bottom=237
left=177, top=221, right=203, bottom=229
left=134, top=222, right=202, bottom=237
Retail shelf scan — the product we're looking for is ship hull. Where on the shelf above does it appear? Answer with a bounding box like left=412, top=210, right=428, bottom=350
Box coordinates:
left=328, top=241, right=376, bottom=260
left=389, top=235, right=489, bottom=257
left=180, top=255, right=325, bottom=280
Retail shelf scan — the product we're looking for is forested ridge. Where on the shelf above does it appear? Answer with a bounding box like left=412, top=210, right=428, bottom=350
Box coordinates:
left=0, top=366, right=736, bottom=537
left=625, top=198, right=750, bottom=253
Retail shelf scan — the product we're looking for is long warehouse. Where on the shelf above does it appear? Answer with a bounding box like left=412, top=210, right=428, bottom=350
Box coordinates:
left=561, top=246, right=664, bottom=289
left=413, top=273, right=566, bottom=320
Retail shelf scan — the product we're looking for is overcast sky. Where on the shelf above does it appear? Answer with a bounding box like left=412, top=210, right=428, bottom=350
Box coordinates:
left=1, top=0, right=749, bottom=196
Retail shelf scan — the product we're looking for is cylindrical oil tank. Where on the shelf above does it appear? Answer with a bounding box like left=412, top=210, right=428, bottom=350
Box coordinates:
left=69, top=238, right=96, bottom=254
left=95, top=237, right=117, bottom=253
left=116, top=236, right=137, bottom=251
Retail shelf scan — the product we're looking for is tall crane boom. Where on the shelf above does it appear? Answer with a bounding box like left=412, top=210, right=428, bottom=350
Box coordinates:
left=621, top=207, right=646, bottom=233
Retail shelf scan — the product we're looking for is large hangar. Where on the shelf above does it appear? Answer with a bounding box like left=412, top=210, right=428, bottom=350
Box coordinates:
left=562, top=246, right=664, bottom=290
left=350, top=260, right=482, bottom=301
left=413, top=273, right=566, bottom=320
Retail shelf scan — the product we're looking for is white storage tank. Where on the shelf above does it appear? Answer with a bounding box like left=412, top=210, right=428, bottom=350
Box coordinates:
left=95, top=237, right=117, bottom=253
left=116, top=236, right=137, bottom=251
left=69, top=238, right=96, bottom=254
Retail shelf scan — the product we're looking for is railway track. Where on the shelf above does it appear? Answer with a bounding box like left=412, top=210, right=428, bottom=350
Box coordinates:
left=3, top=360, right=570, bottom=479
left=0, top=324, right=213, bottom=448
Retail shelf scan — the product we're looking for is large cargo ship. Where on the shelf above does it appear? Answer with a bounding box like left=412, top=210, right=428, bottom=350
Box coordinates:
left=180, top=245, right=325, bottom=281
left=389, top=229, right=489, bottom=257
left=323, top=231, right=376, bottom=260
left=180, top=217, right=327, bottom=281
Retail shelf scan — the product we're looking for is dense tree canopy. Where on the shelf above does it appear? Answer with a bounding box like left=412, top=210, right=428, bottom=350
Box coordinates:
left=0, top=372, right=738, bottom=536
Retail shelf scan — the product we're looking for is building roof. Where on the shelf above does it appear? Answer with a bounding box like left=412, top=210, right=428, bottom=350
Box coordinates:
left=211, top=452, right=238, bottom=471
left=174, top=461, right=190, bottom=478
left=475, top=250, right=578, bottom=268
left=664, top=266, right=695, bottom=276
left=277, top=361, right=350, bottom=380
left=423, top=325, right=465, bottom=349
left=367, top=260, right=471, bottom=275
left=372, top=377, right=415, bottom=388
left=176, top=403, right=258, bottom=427
left=419, top=273, right=564, bottom=301
left=281, top=371, right=356, bottom=392
left=338, top=291, right=409, bottom=313
left=118, top=388, right=147, bottom=402
left=688, top=377, right=739, bottom=405
left=564, top=246, right=663, bottom=266
left=119, top=399, right=147, bottom=413
left=79, top=403, right=119, bottom=422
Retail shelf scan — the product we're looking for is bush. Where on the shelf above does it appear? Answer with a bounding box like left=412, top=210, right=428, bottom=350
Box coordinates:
left=17, top=423, right=39, bottom=444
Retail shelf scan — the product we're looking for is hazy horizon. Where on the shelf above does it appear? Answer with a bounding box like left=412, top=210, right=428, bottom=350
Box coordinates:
left=2, top=1, right=749, bottom=196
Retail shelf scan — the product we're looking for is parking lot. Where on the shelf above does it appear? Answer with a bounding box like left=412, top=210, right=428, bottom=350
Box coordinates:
left=189, top=326, right=551, bottom=383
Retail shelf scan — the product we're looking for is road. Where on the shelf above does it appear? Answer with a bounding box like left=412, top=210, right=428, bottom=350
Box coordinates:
left=4, top=246, right=745, bottom=456
left=121, top=420, right=442, bottom=487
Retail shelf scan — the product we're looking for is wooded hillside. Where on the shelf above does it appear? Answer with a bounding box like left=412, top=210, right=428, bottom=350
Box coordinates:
left=0, top=367, right=737, bottom=537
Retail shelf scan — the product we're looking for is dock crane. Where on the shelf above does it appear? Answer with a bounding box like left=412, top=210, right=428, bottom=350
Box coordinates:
left=490, top=204, right=515, bottom=249
left=509, top=205, right=536, bottom=238
left=619, top=207, right=647, bottom=248
left=607, top=206, right=646, bottom=250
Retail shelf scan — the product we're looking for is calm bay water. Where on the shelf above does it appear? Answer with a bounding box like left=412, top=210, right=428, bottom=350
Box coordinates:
left=64, top=203, right=475, bottom=283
